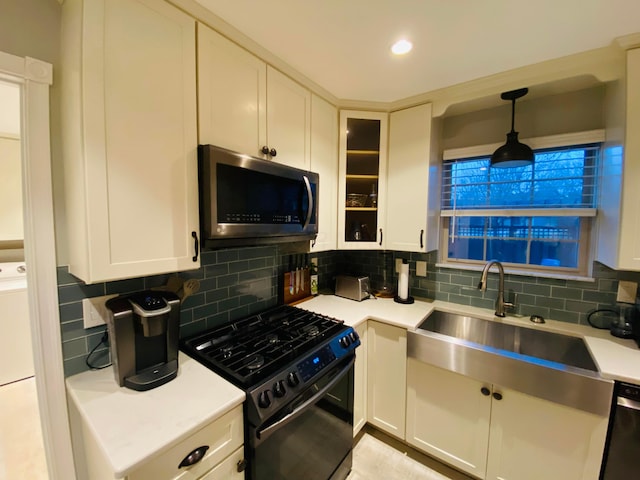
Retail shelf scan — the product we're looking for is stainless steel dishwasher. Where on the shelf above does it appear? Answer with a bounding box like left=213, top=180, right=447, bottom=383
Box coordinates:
left=601, top=382, right=640, bottom=479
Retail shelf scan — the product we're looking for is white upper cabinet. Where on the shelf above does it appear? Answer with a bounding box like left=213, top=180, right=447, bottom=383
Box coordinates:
left=338, top=110, right=388, bottom=249
left=386, top=103, right=440, bottom=252
left=598, top=47, right=640, bottom=270
left=266, top=66, right=311, bottom=170
left=198, top=24, right=311, bottom=169
left=310, top=95, right=338, bottom=252
left=197, top=23, right=267, bottom=158
left=61, top=0, right=200, bottom=284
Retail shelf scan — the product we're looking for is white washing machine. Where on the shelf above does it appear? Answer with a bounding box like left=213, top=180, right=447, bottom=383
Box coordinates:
left=0, top=262, right=34, bottom=386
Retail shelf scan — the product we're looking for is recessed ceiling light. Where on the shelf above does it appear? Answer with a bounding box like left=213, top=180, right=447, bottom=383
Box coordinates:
left=391, top=39, right=413, bottom=55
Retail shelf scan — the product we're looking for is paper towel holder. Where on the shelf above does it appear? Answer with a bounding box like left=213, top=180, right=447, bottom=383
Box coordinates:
left=394, top=258, right=414, bottom=304
left=394, top=295, right=414, bottom=304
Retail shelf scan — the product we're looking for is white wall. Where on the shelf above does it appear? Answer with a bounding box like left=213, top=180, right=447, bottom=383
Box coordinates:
left=441, top=86, right=606, bottom=151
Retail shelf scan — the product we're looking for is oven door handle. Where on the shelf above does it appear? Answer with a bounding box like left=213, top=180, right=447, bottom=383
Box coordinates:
left=302, top=175, right=314, bottom=230
left=257, top=356, right=355, bottom=441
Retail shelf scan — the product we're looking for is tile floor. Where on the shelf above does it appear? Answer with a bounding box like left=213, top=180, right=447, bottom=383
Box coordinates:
left=348, top=426, right=473, bottom=480
left=0, top=377, right=48, bottom=480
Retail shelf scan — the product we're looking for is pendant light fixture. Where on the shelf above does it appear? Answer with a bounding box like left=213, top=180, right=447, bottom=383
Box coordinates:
left=490, top=87, right=534, bottom=168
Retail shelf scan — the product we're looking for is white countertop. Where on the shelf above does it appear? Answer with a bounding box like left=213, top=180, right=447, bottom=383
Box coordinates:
left=298, top=294, right=640, bottom=384
left=66, top=352, right=245, bottom=478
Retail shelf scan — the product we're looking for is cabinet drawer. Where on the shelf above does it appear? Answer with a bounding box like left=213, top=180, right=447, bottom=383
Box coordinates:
left=199, top=446, right=245, bottom=480
left=129, top=405, right=243, bottom=480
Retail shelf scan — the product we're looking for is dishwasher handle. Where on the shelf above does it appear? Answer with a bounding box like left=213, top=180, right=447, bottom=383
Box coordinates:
left=618, top=396, right=640, bottom=411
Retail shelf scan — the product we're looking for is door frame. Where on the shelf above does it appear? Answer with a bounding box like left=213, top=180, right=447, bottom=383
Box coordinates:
left=0, top=50, right=76, bottom=480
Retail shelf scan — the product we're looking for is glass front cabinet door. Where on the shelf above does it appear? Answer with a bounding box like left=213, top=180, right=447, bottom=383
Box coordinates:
left=338, top=110, right=388, bottom=249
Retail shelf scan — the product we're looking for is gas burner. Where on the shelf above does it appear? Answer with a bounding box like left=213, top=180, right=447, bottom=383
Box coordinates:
left=244, top=354, right=265, bottom=370
left=266, top=333, right=279, bottom=344
left=302, top=325, right=320, bottom=337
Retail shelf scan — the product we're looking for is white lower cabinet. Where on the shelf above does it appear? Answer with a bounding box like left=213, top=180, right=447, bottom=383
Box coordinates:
left=367, top=321, right=406, bottom=439
left=406, top=359, right=608, bottom=480
left=72, top=404, right=244, bottom=480
left=353, top=322, right=368, bottom=436
left=198, top=446, right=244, bottom=480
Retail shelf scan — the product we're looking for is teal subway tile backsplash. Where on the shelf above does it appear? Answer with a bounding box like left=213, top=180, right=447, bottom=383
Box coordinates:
left=58, top=243, right=640, bottom=378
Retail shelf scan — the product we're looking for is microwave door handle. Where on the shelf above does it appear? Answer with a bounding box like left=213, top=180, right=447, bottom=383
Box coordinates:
left=302, top=175, right=313, bottom=229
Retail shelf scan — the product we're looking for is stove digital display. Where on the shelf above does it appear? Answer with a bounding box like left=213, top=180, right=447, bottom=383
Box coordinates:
left=298, top=346, right=336, bottom=382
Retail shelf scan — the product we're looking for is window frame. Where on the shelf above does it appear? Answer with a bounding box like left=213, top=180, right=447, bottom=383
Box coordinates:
left=439, top=130, right=605, bottom=277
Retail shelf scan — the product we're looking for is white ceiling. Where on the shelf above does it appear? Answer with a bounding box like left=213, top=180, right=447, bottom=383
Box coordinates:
left=195, top=0, right=640, bottom=104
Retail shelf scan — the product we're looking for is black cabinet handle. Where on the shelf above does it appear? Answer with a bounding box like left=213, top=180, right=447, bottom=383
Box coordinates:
left=237, top=458, right=248, bottom=472
left=192, top=231, right=199, bottom=262
left=178, top=445, right=209, bottom=468
left=261, top=145, right=270, bottom=155
left=493, top=391, right=503, bottom=401
left=480, top=387, right=491, bottom=396
left=420, top=229, right=424, bottom=249
left=270, top=148, right=277, bottom=157
left=379, top=229, right=383, bottom=246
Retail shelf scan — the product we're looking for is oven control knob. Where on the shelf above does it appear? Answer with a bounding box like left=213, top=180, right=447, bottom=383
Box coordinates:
left=287, top=372, right=300, bottom=387
left=339, top=336, right=352, bottom=348
left=273, top=380, right=286, bottom=397
left=258, top=390, right=272, bottom=408
left=349, top=331, right=359, bottom=343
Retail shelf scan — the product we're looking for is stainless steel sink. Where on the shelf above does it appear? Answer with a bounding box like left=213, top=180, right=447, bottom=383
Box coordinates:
left=408, top=310, right=613, bottom=417
left=419, top=310, right=598, bottom=371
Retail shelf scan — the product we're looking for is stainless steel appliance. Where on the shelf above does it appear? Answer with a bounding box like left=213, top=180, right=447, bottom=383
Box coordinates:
left=335, top=275, right=371, bottom=302
left=198, top=144, right=319, bottom=248
left=181, top=304, right=360, bottom=480
left=105, top=290, right=181, bottom=391
left=601, top=382, right=640, bottom=479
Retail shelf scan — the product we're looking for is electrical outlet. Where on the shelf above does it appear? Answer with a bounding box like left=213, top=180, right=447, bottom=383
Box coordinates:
left=617, top=281, right=638, bottom=304
left=310, top=257, right=318, bottom=267
left=395, top=258, right=403, bottom=273
left=82, top=294, right=118, bottom=329
left=416, top=261, right=427, bottom=277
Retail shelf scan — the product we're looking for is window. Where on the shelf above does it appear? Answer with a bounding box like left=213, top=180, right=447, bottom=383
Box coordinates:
left=440, top=132, right=602, bottom=275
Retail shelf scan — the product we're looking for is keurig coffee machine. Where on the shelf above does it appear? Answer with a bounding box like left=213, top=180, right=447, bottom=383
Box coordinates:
left=105, top=290, right=180, bottom=391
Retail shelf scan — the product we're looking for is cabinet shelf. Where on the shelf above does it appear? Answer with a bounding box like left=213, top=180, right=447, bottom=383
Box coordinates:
left=347, top=150, right=379, bottom=155
left=346, top=174, right=378, bottom=180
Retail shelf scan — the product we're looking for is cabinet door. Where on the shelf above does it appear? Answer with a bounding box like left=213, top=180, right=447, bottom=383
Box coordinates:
left=66, top=0, right=199, bottom=283
left=387, top=104, right=439, bottom=252
left=406, top=359, right=491, bottom=478
left=338, top=111, right=388, bottom=250
left=485, top=386, right=608, bottom=480
left=266, top=66, right=311, bottom=169
left=197, top=23, right=267, bottom=157
left=310, top=94, right=338, bottom=252
left=353, top=322, right=368, bottom=437
left=615, top=48, right=640, bottom=270
left=198, top=446, right=245, bottom=480
left=367, top=321, right=405, bottom=439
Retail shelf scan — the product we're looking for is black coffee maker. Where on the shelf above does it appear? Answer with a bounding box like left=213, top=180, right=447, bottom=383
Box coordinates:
left=105, top=290, right=181, bottom=391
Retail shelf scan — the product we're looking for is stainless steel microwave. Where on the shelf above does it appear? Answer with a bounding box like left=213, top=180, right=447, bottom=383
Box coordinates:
left=198, top=145, right=318, bottom=248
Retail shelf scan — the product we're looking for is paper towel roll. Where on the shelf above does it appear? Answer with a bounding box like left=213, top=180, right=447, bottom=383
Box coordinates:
left=398, top=262, right=409, bottom=300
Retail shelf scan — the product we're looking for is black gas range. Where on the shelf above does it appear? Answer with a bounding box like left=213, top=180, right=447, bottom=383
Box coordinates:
left=181, top=304, right=360, bottom=480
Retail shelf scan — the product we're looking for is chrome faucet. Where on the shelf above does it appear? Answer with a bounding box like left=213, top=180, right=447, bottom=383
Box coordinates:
left=478, top=260, right=515, bottom=317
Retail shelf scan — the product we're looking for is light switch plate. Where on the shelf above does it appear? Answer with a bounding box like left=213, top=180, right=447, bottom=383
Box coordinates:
left=416, top=261, right=427, bottom=277
left=617, top=280, right=638, bottom=303
left=395, top=258, right=403, bottom=273
left=83, top=294, right=118, bottom=329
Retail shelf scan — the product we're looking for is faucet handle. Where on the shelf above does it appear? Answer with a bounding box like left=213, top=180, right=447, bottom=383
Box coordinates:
left=504, top=293, right=518, bottom=312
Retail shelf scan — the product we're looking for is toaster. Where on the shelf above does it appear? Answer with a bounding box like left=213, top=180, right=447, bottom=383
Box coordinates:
left=335, top=275, right=371, bottom=302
